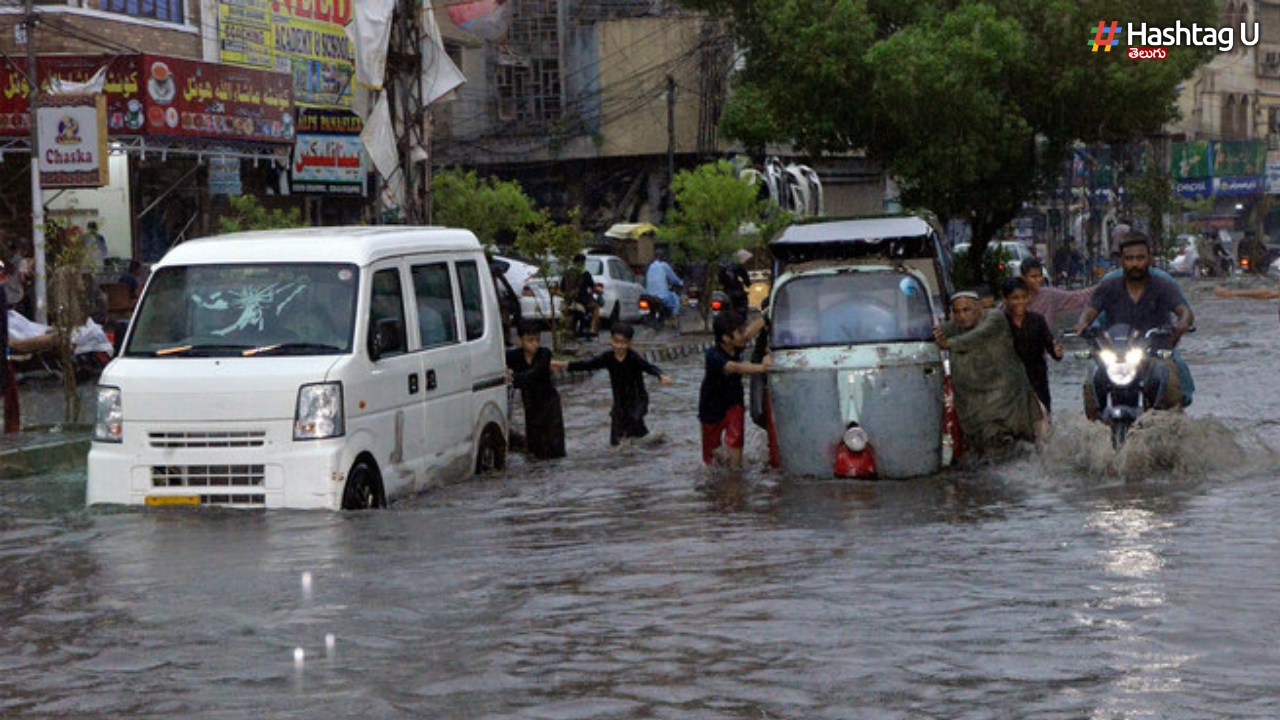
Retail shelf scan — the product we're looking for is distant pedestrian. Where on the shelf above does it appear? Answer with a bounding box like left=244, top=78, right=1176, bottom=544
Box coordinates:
left=82, top=221, right=107, bottom=271
left=506, top=322, right=566, bottom=460
left=717, top=249, right=752, bottom=316
left=698, top=310, right=769, bottom=468
left=554, top=323, right=673, bottom=446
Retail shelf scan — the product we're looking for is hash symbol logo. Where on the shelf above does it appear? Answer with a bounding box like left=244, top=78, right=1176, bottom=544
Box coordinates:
left=1090, top=21, right=1121, bottom=52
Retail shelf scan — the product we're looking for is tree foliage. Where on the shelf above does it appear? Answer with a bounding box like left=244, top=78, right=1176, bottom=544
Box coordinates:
left=218, top=195, right=303, bottom=233
left=662, top=160, right=789, bottom=326
left=682, top=0, right=1216, bottom=268
left=432, top=168, right=541, bottom=246
left=514, top=209, right=589, bottom=352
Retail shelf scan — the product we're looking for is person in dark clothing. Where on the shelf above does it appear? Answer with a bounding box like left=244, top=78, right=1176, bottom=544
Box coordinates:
left=554, top=323, right=672, bottom=445
left=1001, top=276, right=1063, bottom=414
left=699, top=310, right=769, bottom=468
left=506, top=322, right=565, bottom=459
left=560, top=253, right=600, bottom=337
left=0, top=260, right=16, bottom=434
left=717, top=249, right=752, bottom=316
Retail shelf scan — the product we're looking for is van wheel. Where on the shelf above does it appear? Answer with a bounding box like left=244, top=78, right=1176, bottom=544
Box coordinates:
left=342, top=460, right=384, bottom=510
left=476, top=425, right=507, bottom=474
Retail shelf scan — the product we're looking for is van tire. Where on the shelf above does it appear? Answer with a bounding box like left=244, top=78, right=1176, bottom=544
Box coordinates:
left=342, top=459, right=385, bottom=510
left=476, top=425, right=507, bottom=474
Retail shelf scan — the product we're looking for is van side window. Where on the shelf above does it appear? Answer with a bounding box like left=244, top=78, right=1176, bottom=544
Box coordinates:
left=370, top=268, right=407, bottom=356
left=456, top=260, right=486, bottom=341
left=411, top=262, right=458, bottom=348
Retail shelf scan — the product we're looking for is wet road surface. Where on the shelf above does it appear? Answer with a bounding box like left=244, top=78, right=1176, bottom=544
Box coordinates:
left=3, top=281, right=1280, bottom=718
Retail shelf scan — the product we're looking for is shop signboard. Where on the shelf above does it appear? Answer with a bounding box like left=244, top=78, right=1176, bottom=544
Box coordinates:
left=208, top=155, right=243, bottom=195
left=1213, top=176, right=1264, bottom=196
left=1171, top=140, right=1212, bottom=179
left=0, top=55, right=294, bottom=144
left=0, top=56, right=142, bottom=136
left=291, top=133, right=364, bottom=195
left=218, top=0, right=354, bottom=109
left=37, top=94, right=108, bottom=188
left=1174, top=177, right=1211, bottom=198
left=138, top=54, right=294, bottom=144
left=1212, top=139, right=1266, bottom=178
left=1266, top=162, right=1280, bottom=194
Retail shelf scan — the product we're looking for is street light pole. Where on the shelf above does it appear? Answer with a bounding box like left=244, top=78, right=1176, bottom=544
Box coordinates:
left=24, top=0, right=47, bottom=324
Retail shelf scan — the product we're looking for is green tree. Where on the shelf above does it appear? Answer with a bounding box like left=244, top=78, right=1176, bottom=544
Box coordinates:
left=218, top=195, right=302, bottom=233
left=662, top=160, right=788, bottom=328
left=680, top=0, right=1216, bottom=276
left=514, top=209, right=588, bottom=353
left=432, top=168, right=541, bottom=247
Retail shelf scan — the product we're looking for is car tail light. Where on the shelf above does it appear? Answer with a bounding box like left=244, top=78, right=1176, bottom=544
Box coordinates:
left=638, top=297, right=651, bottom=311
left=521, top=285, right=535, bottom=297
left=1241, top=257, right=1251, bottom=270
left=593, top=283, right=604, bottom=294
left=711, top=299, right=723, bottom=312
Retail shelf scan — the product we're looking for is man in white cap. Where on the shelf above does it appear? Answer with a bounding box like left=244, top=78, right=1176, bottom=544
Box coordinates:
left=718, top=249, right=753, bottom=316
left=933, top=290, right=1043, bottom=452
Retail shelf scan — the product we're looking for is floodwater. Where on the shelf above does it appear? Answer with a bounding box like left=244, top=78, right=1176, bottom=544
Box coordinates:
left=3, top=282, right=1280, bottom=718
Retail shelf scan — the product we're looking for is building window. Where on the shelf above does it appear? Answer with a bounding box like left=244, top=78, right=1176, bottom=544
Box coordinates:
left=90, top=0, right=185, bottom=24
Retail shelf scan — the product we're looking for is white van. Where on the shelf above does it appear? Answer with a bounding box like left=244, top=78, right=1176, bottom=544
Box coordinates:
left=86, top=227, right=510, bottom=510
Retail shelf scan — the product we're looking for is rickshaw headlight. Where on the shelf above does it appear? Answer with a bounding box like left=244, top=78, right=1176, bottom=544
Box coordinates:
left=843, top=426, right=869, bottom=453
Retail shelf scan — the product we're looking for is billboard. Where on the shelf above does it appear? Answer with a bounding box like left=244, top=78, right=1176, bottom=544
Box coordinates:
left=38, top=94, right=108, bottom=188
left=218, top=0, right=354, bottom=109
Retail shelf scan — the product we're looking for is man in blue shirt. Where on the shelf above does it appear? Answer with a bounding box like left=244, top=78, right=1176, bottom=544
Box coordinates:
left=644, top=251, right=683, bottom=317
left=1073, top=233, right=1194, bottom=416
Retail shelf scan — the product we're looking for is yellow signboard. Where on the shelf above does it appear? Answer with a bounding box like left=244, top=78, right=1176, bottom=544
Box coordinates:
left=218, top=0, right=353, bottom=109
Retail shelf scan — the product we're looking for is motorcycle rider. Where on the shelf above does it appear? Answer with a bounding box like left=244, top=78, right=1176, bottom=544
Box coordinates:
left=644, top=250, right=683, bottom=321
left=1071, top=232, right=1194, bottom=418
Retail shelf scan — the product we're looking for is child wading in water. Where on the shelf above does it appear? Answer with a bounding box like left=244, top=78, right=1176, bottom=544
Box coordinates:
left=506, top=322, right=566, bottom=460
left=554, top=323, right=673, bottom=446
left=699, top=311, right=769, bottom=468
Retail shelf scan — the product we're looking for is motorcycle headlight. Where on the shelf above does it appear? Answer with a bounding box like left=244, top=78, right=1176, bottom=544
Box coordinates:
left=1105, top=360, right=1138, bottom=386
left=1124, top=348, right=1144, bottom=366
left=94, top=386, right=123, bottom=443
left=294, top=382, right=344, bottom=440
left=1098, top=349, right=1118, bottom=366
left=843, top=426, right=869, bottom=452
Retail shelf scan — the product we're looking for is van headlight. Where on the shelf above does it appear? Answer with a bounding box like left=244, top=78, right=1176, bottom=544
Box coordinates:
left=294, top=382, right=344, bottom=440
left=94, top=386, right=123, bottom=443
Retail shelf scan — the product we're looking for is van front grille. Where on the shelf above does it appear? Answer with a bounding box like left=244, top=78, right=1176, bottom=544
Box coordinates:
left=149, top=431, right=266, bottom=449
left=151, top=465, right=266, bottom=488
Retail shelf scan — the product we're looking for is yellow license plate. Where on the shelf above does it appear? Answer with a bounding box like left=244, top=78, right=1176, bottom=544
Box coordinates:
left=145, top=495, right=201, bottom=507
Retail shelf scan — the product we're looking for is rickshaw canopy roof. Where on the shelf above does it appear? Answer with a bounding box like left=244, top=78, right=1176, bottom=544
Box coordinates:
left=770, top=216, right=940, bottom=264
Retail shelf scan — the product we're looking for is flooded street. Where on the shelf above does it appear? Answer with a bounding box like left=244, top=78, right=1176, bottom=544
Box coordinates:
left=3, top=281, right=1280, bottom=718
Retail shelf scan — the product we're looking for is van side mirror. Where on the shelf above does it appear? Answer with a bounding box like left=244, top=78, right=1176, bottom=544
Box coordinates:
left=368, top=318, right=403, bottom=361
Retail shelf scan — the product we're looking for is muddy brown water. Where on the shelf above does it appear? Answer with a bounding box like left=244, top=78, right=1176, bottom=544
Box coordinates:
left=2, top=283, right=1280, bottom=718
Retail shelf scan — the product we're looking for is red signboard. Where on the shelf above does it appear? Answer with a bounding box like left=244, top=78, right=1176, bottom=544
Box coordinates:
left=0, top=54, right=294, bottom=144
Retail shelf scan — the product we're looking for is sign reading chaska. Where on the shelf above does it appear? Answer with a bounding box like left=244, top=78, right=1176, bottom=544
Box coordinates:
left=1090, top=19, right=1261, bottom=59
left=37, top=94, right=108, bottom=188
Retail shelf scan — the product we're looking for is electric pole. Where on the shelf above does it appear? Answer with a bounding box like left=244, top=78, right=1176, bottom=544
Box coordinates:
left=386, top=0, right=429, bottom=225
left=24, top=0, right=47, bottom=323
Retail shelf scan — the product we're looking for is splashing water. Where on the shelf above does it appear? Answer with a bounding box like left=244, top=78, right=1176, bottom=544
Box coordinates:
left=1043, top=410, right=1248, bottom=480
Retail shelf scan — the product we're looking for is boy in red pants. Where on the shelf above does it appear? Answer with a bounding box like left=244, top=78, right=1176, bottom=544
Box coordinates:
left=699, top=310, right=769, bottom=468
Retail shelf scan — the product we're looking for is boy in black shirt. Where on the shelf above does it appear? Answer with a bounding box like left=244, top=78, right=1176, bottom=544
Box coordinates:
left=555, top=323, right=672, bottom=445
left=506, top=322, right=566, bottom=459
left=698, top=310, right=769, bottom=468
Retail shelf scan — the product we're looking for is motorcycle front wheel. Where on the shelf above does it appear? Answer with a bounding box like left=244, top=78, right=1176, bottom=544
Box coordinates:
left=1110, top=423, right=1128, bottom=449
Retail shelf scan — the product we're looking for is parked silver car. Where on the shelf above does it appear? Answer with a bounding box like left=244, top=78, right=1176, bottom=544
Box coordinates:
left=491, top=255, right=562, bottom=327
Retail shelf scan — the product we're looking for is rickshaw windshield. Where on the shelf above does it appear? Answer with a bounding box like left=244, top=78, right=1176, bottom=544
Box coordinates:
left=771, top=271, right=934, bottom=349
left=125, top=263, right=359, bottom=357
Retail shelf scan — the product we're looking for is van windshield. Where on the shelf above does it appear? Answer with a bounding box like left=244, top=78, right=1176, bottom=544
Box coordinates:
left=125, top=263, right=359, bottom=357
left=771, top=271, right=934, bottom=349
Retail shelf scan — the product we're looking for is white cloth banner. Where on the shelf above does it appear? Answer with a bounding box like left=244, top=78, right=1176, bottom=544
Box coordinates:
left=359, top=92, right=399, bottom=180
left=345, top=0, right=396, bottom=91
left=421, top=2, right=466, bottom=105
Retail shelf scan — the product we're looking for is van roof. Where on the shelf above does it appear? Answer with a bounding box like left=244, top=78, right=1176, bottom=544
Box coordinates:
left=155, top=226, right=482, bottom=267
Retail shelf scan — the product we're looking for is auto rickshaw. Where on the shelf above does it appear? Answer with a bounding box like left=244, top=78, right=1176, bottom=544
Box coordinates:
left=753, top=215, right=960, bottom=479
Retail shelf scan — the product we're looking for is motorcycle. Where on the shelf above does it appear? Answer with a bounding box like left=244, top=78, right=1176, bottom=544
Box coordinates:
left=638, top=292, right=677, bottom=331
left=1071, top=324, right=1180, bottom=449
